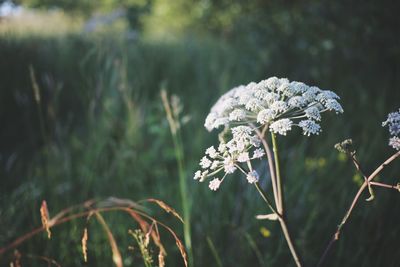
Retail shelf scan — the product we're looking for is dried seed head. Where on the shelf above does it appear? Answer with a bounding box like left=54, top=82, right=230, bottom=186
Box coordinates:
left=40, top=200, right=51, bottom=239
left=81, top=228, right=88, bottom=262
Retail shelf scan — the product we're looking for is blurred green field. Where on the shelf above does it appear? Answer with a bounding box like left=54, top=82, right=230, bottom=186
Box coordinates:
left=1, top=1, right=400, bottom=266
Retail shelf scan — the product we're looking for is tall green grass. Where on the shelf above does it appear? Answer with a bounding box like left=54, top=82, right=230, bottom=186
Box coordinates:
left=0, top=33, right=399, bottom=266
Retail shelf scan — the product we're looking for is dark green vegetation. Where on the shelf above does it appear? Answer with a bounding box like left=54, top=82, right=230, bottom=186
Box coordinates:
left=1, top=0, right=400, bottom=266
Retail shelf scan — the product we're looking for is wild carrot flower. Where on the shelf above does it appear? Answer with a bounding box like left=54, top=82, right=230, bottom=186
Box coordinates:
left=195, top=76, right=343, bottom=190
left=382, top=108, right=400, bottom=150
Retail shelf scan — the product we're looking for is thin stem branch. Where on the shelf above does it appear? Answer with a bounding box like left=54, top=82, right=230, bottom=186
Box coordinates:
left=278, top=218, right=303, bottom=267
left=254, top=182, right=280, bottom=216
left=349, top=153, right=374, bottom=201
left=271, top=132, right=284, bottom=214
left=317, top=151, right=400, bottom=267
left=270, top=132, right=303, bottom=267
left=252, top=125, right=280, bottom=211
left=370, top=181, right=399, bottom=190
left=253, top=124, right=303, bottom=267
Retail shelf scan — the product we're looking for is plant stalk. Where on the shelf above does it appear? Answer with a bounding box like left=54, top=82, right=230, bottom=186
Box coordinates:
left=271, top=133, right=284, bottom=214
left=252, top=125, right=279, bottom=210
left=271, top=132, right=303, bottom=267
left=278, top=217, right=303, bottom=267
left=160, top=90, right=193, bottom=266
left=317, top=150, right=400, bottom=266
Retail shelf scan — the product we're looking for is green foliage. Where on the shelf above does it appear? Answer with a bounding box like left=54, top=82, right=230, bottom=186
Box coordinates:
left=1, top=0, right=400, bottom=266
left=15, top=0, right=149, bottom=14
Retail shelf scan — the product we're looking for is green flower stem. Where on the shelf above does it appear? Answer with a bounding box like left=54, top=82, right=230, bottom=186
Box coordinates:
left=278, top=218, right=303, bottom=267
left=172, top=128, right=193, bottom=267
left=254, top=182, right=279, bottom=215
left=161, top=90, right=193, bottom=266
left=271, top=132, right=283, bottom=214
left=271, top=132, right=303, bottom=267
left=252, top=125, right=279, bottom=210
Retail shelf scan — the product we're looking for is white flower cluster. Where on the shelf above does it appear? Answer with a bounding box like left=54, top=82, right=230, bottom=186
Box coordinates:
left=204, top=76, right=343, bottom=136
left=382, top=108, right=400, bottom=150
left=196, top=76, right=343, bottom=190
left=194, top=126, right=265, bottom=191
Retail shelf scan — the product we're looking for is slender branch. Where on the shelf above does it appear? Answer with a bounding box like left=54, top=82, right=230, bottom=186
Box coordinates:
left=254, top=182, right=280, bottom=216
left=278, top=218, right=303, bottom=267
left=254, top=182, right=303, bottom=267
left=253, top=124, right=303, bottom=267
left=271, top=132, right=284, bottom=214
left=370, top=181, right=400, bottom=190
left=349, top=153, right=374, bottom=201
left=252, top=125, right=280, bottom=212
left=271, top=132, right=303, bottom=267
left=317, top=151, right=400, bottom=267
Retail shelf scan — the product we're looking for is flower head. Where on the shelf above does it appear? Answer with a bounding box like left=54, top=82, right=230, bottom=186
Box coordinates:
left=383, top=108, right=400, bottom=150
left=209, top=178, right=222, bottom=191
left=195, top=76, right=343, bottom=190
left=246, top=170, right=259, bottom=184
left=203, top=76, right=343, bottom=136
left=270, top=119, right=293, bottom=136
left=298, top=120, right=321, bottom=136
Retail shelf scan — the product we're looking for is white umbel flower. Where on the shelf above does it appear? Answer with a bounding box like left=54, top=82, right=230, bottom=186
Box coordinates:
left=288, top=96, right=307, bottom=108
left=218, top=143, right=227, bottom=152
left=237, top=152, right=250, bottom=162
left=324, top=99, right=344, bottom=114
left=382, top=109, right=400, bottom=136
left=270, top=119, right=293, bottom=136
left=223, top=157, right=237, bottom=174
left=298, top=120, right=321, bottom=136
left=270, top=100, right=288, bottom=113
left=200, top=156, right=212, bottom=169
left=305, top=106, right=322, bottom=121
left=206, top=146, right=218, bottom=159
left=210, top=160, right=221, bottom=170
left=196, top=76, right=343, bottom=191
left=257, top=109, right=276, bottom=124
left=253, top=148, right=265, bottom=159
left=193, top=170, right=201, bottom=180
left=389, top=136, right=400, bottom=150
left=245, top=98, right=263, bottom=112
left=265, top=76, right=281, bottom=91
left=383, top=108, right=400, bottom=150
left=246, top=170, right=259, bottom=184
left=209, top=178, right=222, bottom=191
left=229, top=109, right=247, bottom=121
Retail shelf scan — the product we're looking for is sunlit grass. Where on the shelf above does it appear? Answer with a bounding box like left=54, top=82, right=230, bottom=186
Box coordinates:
left=0, top=9, right=82, bottom=37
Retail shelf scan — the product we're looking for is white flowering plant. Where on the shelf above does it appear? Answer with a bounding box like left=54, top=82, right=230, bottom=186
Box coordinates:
left=382, top=108, right=400, bottom=150
left=194, top=76, right=344, bottom=266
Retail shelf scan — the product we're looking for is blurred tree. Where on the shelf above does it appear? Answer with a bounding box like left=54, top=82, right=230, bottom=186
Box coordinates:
left=15, top=0, right=153, bottom=30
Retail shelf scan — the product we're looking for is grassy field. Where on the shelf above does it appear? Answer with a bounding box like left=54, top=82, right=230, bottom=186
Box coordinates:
left=1, top=9, right=400, bottom=266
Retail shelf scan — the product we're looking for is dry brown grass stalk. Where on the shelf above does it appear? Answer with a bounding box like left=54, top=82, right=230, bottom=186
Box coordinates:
left=1, top=197, right=187, bottom=267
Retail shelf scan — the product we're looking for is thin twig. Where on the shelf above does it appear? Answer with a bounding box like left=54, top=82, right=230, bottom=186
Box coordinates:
left=252, top=125, right=280, bottom=212
left=370, top=181, right=399, bottom=190
left=349, top=153, right=374, bottom=201
left=253, top=124, right=303, bottom=267
left=254, top=182, right=280, bottom=216
left=317, top=151, right=400, bottom=267
left=278, top=217, right=303, bottom=267
left=271, top=132, right=284, bottom=214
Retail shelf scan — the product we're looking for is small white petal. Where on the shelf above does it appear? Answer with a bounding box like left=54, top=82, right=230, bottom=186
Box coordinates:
left=193, top=170, right=202, bottom=180
left=253, top=148, right=265, bottom=159
left=200, top=156, right=212, bottom=169
left=209, top=178, right=222, bottom=191
left=246, top=170, right=259, bottom=184
left=269, top=119, right=293, bottom=135
left=298, top=120, right=321, bottom=136
left=237, top=152, right=250, bottom=162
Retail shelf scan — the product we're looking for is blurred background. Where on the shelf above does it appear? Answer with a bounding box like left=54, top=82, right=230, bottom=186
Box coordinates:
left=1, top=0, right=400, bottom=266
